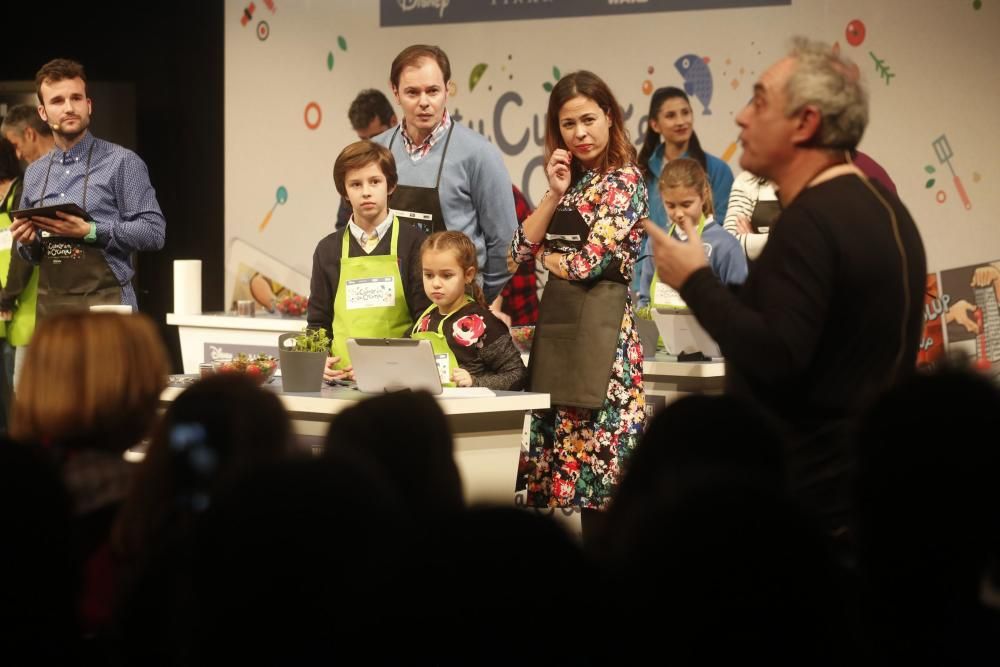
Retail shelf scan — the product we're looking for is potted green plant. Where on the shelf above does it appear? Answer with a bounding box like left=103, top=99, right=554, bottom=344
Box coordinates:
left=278, top=328, right=330, bottom=392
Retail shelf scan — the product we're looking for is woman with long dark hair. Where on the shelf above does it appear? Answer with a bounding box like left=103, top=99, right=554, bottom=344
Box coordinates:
left=635, top=87, right=734, bottom=289
left=510, top=71, right=647, bottom=540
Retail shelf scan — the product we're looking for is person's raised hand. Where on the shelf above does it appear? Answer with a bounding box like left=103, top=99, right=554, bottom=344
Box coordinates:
left=641, top=217, right=709, bottom=290
left=546, top=149, right=573, bottom=199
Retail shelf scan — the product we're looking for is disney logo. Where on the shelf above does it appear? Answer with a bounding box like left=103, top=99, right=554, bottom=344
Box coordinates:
left=397, top=0, right=450, bottom=19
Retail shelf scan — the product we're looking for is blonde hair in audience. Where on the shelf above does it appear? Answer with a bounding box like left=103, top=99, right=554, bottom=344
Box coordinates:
left=11, top=312, right=170, bottom=452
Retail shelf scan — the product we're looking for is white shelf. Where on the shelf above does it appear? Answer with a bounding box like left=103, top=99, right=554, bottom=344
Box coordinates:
left=644, top=356, right=725, bottom=378
left=162, top=383, right=549, bottom=416
left=166, top=312, right=307, bottom=332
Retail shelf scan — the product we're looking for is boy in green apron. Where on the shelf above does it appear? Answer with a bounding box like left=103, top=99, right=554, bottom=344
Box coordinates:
left=306, top=140, right=430, bottom=382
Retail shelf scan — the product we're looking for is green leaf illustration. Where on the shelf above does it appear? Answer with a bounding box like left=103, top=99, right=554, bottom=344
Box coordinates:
left=327, top=52, right=334, bottom=71
left=338, top=36, right=348, bottom=51
left=469, top=63, right=488, bottom=91
left=542, top=82, right=553, bottom=92
left=925, top=178, right=935, bottom=189
left=552, top=66, right=561, bottom=80
left=924, top=165, right=936, bottom=174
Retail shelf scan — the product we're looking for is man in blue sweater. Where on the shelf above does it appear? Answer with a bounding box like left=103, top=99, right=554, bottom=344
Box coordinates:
left=373, top=44, right=515, bottom=302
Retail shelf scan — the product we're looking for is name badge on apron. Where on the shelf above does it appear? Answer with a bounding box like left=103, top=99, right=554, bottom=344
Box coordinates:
left=654, top=281, right=687, bottom=309
left=434, top=353, right=451, bottom=384
left=0, top=229, right=11, bottom=251
left=345, top=276, right=395, bottom=310
left=43, top=240, right=83, bottom=262
left=392, top=209, right=433, bottom=223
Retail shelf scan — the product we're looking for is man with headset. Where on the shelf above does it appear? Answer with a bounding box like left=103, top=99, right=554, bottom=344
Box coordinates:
left=643, top=37, right=926, bottom=536
left=10, top=58, right=166, bottom=316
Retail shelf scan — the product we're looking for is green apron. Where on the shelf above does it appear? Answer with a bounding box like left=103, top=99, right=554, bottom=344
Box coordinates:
left=330, top=218, right=413, bottom=368
left=8, top=269, right=39, bottom=346
left=0, top=179, right=38, bottom=343
left=651, top=215, right=707, bottom=310
left=0, top=182, right=16, bottom=339
left=409, top=297, right=472, bottom=388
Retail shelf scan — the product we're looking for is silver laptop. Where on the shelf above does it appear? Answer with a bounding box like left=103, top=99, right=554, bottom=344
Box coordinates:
left=651, top=308, right=722, bottom=358
left=346, top=338, right=444, bottom=395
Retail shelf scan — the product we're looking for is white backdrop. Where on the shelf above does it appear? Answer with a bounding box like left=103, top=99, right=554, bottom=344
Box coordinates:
left=225, top=0, right=1000, bottom=292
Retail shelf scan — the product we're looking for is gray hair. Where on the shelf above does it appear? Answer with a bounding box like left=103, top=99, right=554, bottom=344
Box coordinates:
left=784, top=37, right=868, bottom=151
left=0, top=103, right=52, bottom=138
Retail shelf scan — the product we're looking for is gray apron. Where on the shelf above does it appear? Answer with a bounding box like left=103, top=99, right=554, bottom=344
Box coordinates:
left=36, top=141, right=122, bottom=318
left=529, top=203, right=627, bottom=409
left=387, top=123, right=454, bottom=236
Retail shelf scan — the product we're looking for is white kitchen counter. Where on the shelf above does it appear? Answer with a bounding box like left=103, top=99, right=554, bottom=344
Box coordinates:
left=162, top=378, right=550, bottom=506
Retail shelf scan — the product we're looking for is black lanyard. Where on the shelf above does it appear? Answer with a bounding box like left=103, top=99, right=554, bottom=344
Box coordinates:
left=40, top=137, right=95, bottom=212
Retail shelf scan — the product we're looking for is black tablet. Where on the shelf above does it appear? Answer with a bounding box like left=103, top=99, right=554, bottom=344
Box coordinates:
left=11, top=202, right=89, bottom=220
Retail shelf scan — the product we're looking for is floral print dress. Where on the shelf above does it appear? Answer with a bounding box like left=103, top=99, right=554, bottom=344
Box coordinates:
left=512, top=165, right=648, bottom=510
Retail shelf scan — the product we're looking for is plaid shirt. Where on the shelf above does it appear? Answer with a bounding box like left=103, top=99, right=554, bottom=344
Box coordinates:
left=500, top=186, right=539, bottom=326
left=399, top=109, right=452, bottom=162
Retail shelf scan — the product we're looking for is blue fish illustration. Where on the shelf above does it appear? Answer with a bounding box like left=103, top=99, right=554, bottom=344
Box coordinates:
left=674, top=54, right=714, bottom=115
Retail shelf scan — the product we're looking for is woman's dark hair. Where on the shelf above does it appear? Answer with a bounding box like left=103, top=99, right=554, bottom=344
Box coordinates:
left=323, top=390, right=463, bottom=519
left=113, top=374, right=293, bottom=569
left=544, top=70, right=636, bottom=182
left=637, top=86, right=707, bottom=180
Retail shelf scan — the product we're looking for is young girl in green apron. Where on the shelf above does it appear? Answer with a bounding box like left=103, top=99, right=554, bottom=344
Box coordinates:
left=306, top=140, right=430, bottom=382
left=412, top=231, right=526, bottom=391
left=638, top=158, right=748, bottom=310
left=510, top=71, right=649, bottom=540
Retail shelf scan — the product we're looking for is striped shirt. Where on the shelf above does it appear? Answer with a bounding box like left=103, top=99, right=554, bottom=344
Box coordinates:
left=722, top=170, right=778, bottom=261
left=19, top=131, right=166, bottom=308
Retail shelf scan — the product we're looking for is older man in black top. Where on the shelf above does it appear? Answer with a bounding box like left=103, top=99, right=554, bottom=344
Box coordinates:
left=644, top=37, right=926, bottom=534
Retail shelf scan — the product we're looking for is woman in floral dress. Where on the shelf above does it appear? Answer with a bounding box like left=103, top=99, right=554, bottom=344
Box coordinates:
left=511, top=70, right=647, bottom=537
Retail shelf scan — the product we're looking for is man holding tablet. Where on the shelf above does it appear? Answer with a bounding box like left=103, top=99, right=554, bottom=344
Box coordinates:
left=10, top=58, right=166, bottom=316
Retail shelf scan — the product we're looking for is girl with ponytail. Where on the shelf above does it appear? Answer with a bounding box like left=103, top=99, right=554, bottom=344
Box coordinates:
left=412, top=231, right=527, bottom=390
left=635, top=87, right=734, bottom=288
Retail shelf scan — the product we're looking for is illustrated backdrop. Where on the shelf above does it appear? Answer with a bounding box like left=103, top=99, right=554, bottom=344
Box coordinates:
left=224, top=0, right=999, bottom=341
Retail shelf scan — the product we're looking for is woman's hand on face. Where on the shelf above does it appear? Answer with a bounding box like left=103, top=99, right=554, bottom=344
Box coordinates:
left=546, top=149, right=573, bottom=198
